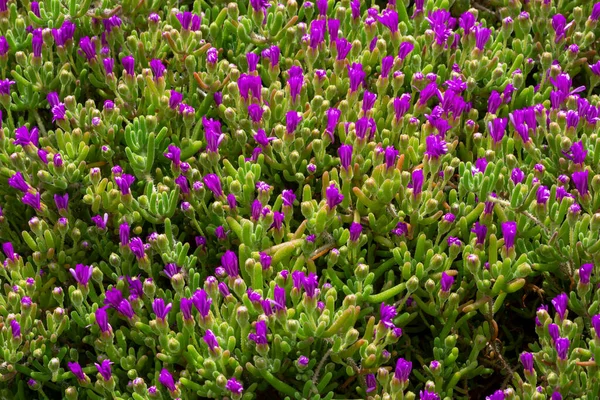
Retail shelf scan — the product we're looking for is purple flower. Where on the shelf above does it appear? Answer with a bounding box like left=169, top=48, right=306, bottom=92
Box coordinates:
left=247, top=104, right=263, bottom=124
left=365, top=373, right=376, bottom=393
left=347, top=63, right=366, bottom=92
left=440, top=271, right=454, bottom=292
left=103, top=57, right=114, bottom=76
left=203, top=329, right=219, bottom=351
left=419, top=82, right=441, bottom=105
left=281, top=190, right=296, bottom=207
left=393, top=94, right=411, bottom=121
left=298, top=356, right=309, bottom=367
left=326, top=184, right=344, bottom=209
left=536, top=186, right=550, bottom=205
left=176, top=11, right=201, bottom=31
left=380, top=303, right=397, bottom=329
left=249, top=320, right=268, bottom=345
left=444, top=213, right=456, bottom=223
left=192, top=289, right=212, bottom=318
left=221, top=250, right=239, bottom=277
left=164, top=144, right=181, bottom=167
left=555, top=337, right=570, bottom=360
left=335, top=37, right=352, bottom=60
left=392, top=221, right=408, bottom=236
left=203, top=174, right=223, bottom=197
left=472, top=222, right=488, bottom=245
left=394, top=358, right=412, bottom=381
left=552, top=14, right=570, bottom=43
left=70, top=264, right=93, bottom=286
left=447, top=236, right=462, bottom=247
left=349, top=222, right=362, bottom=242
left=572, top=170, right=589, bottom=197
left=32, top=29, right=43, bottom=58
left=419, top=390, right=440, bottom=400
left=552, top=292, right=568, bottom=320
left=488, top=91, right=502, bottom=114
left=115, top=174, right=135, bottom=195
left=152, top=298, right=172, bottom=321
left=0, top=79, right=14, bottom=96
left=378, top=9, right=399, bottom=33
left=338, top=144, right=353, bottom=170
left=286, top=111, right=302, bottom=134
left=218, top=282, right=230, bottom=297
left=425, top=134, right=448, bottom=158
left=79, top=37, right=96, bottom=60
left=473, top=158, right=488, bottom=175
left=520, top=352, right=534, bottom=373
left=511, top=168, right=525, bottom=184
left=226, top=377, right=243, bottom=395
left=325, top=108, right=341, bottom=141
left=262, top=45, right=280, bottom=67
left=206, top=47, right=218, bottom=64
left=149, top=59, right=166, bottom=80
left=592, top=3, right=600, bottom=21
left=68, top=362, right=87, bottom=382
left=580, top=263, right=593, bottom=284
left=129, top=237, right=145, bottom=259
left=238, top=74, right=262, bottom=101
left=121, top=55, right=135, bottom=75
left=412, top=169, right=424, bottom=197
left=383, top=146, right=399, bottom=169
left=592, top=314, right=600, bottom=337
left=474, top=25, right=491, bottom=50
left=179, top=298, right=193, bottom=321
left=0, top=36, right=8, bottom=56
left=49, top=94, right=61, bottom=109
left=95, top=360, right=112, bottom=381
left=202, top=117, right=225, bottom=153
left=163, top=263, right=180, bottom=279
left=14, top=126, right=39, bottom=147
left=95, top=307, right=110, bottom=333
left=104, top=288, right=123, bottom=308
left=459, top=11, right=476, bottom=33
left=159, top=369, right=177, bottom=392
left=501, top=221, right=517, bottom=249
left=486, top=390, right=506, bottom=400
left=168, top=91, right=183, bottom=111
left=548, top=323, right=560, bottom=342
left=22, top=193, right=41, bottom=210
left=8, top=172, right=30, bottom=192
left=398, top=42, right=414, bottom=62
left=316, top=0, right=327, bottom=15
left=10, top=319, right=20, bottom=338
left=117, top=223, right=129, bottom=246
left=309, top=19, right=326, bottom=49
left=91, top=213, right=108, bottom=230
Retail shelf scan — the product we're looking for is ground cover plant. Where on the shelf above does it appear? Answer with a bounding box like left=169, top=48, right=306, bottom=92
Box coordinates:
left=1, top=0, right=600, bottom=398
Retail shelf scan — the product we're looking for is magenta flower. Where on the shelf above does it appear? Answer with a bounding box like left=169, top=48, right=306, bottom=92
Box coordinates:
left=79, top=36, right=96, bottom=60
left=22, top=193, right=41, bottom=210
left=14, top=126, right=39, bottom=147
left=128, top=237, right=145, bottom=259
left=325, top=184, right=344, bottom=209
left=159, top=369, right=177, bottom=392
left=10, top=319, right=20, bottom=338
left=70, top=264, right=93, bottom=286
left=440, top=272, right=455, bottom=292
left=248, top=320, right=268, bottom=345
left=94, top=360, right=112, bottom=381
left=380, top=303, right=397, bottom=329
left=95, top=307, right=110, bottom=333
left=115, top=174, right=135, bottom=195
left=338, top=144, right=353, bottom=170
left=8, top=172, right=30, bottom=192
left=394, top=358, right=412, bottom=381
left=149, top=59, right=166, bottom=79
left=68, top=362, right=87, bottom=382
left=226, top=377, right=243, bottom=395
left=501, top=221, right=517, bottom=249
left=152, top=298, right=172, bottom=321
left=221, top=250, right=239, bottom=277
left=572, top=170, right=589, bottom=197
left=203, top=174, right=223, bottom=197
left=203, top=329, right=219, bottom=351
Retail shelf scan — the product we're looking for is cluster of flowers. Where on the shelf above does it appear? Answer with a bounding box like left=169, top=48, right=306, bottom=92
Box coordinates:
left=1, top=0, right=600, bottom=398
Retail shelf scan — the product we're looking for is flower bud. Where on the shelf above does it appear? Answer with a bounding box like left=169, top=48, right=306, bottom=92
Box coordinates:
left=406, top=276, right=419, bottom=293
